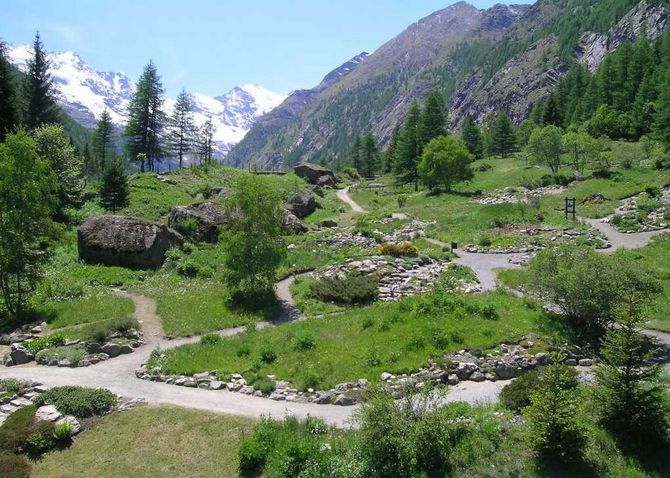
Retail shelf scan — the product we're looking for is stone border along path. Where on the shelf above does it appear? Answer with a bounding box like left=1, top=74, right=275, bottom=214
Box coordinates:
left=1, top=194, right=667, bottom=428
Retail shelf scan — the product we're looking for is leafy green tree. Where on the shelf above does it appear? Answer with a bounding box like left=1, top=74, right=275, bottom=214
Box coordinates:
left=124, top=60, right=165, bottom=172
left=394, top=101, right=422, bottom=191
left=23, top=32, right=58, bottom=129
left=32, top=124, right=85, bottom=215
left=99, top=158, right=129, bottom=213
left=491, top=112, right=516, bottom=158
left=92, top=108, right=114, bottom=174
left=461, top=115, right=483, bottom=159
left=168, top=89, right=196, bottom=169
left=583, top=104, right=630, bottom=139
left=361, top=132, right=379, bottom=178
left=524, top=361, right=584, bottom=460
left=528, top=246, right=660, bottom=341
left=222, top=175, right=285, bottom=305
left=349, top=135, right=362, bottom=174
left=653, top=68, right=670, bottom=147
left=0, top=131, right=57, bottom=319
left=197, top=118, right=215, bottom=165
left=418, top=90, right=447, bottom=147
left=562, top=131, right=598, bottom=175
left=382, top=125, right=400, bottom=173
left=595, top=297, right=669, bottom=444
left=418, top=135, right=473, bottom=192
left=0, top=42, right=19, bottom=141
left=516, top=119, right=537, bottom=148
left=526, top=125, right=563, bottom=174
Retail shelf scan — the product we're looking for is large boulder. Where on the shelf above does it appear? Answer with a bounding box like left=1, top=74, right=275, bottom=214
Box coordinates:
left=287, top=191, right=318, bottom=219
left=9, top=344, right=34, bottom=365
left=282, top=209, right=308, bottom=234
left=168, top=201, right=228, bottom=243
left=294, top=162, right=336, bottom=186
left=78, top=215, right=183, bottom=270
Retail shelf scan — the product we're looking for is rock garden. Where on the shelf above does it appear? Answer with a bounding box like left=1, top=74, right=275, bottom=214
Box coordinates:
left=606, top=186, right=670, bottom=232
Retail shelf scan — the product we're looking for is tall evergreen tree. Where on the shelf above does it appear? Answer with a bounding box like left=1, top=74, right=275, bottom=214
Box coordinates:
left=99, top=158, right=129, bottom=213
left=93, top=108, right=114, bottom=174
left=394, top=101, right=422, bottom=191
left=168, top=89, right=196, bottom=169
left=383, top=126, right=400, bottom=173
left=23, top=32, right=58, bottom=129
left=491, top=112, right=517, bottom=158
left=542, top=93, right=563, bottom=127
left=0, top=42, right=19, bottom=141
left=361, top=132, right=379, bottom=178
left=418, top=90, right=447, bottom=147
left=653, top=68, right=670, bottom=146
left=197, top=118, right=215, bottom=164
left=124, top=60, right=164, bottom=172
left=349, top=135, right=362, bottom=174
left=461, top=115, right=483, bottom=159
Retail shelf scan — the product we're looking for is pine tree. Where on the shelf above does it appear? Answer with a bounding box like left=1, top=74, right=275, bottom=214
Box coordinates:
left=197, top=118, right=215, bottom=164
left=99, top=158, right=129, bottom=213
left=461, top=115, right=483, bottom=159
left=394, top=101, right=422, bottom=191
left=418, top=90, right=447, bottom=147
left=124, top=60, right=164, bottom=172
left=168, top=89, right=196, bottom=168
left=349, top=135, right=362, bottom=174
left=382, top=125, right=400, bottom=173
left=653, top=68, right=670, bottom=146
left=0, top=42, right=19, bottom=141
left=491, top=112, right=517, bottom=158
left=361, top=132, right=379, bottom=178
left=23, top=32, right=58, bottom=129
left=93, top=108, right=114, bottom=174
left=542, top=93, right=563, bottom=127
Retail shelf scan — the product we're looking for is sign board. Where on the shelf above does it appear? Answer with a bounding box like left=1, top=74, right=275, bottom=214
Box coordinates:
left=565, top=198, right=576, bottom=220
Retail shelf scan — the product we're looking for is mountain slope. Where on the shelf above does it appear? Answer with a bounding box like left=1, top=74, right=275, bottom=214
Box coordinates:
left=8, top=45, right=285, bottom=157
left=227, top=1, right=529, bottom=168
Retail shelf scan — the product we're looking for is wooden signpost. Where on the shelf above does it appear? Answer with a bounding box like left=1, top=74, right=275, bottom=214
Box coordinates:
left=565, top=197, right=576, bottom=220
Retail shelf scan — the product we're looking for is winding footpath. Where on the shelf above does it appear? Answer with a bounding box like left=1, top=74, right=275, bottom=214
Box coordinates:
left=0, top=191, right=667, bottom=427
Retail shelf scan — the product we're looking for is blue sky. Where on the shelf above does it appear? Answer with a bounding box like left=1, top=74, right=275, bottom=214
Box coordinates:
left=2, top=0, right=534, bottom=97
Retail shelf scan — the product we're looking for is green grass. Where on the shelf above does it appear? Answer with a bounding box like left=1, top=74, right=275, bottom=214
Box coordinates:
left=32, top=406, right=255, bottom=478
left=41, top=295, right=134, bottom=330
left=158, top=290, right=566, bottom=391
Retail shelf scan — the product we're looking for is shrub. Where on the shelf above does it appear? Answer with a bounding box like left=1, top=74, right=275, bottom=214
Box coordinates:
left=35, top=345, right=86, bottom=365
left=177, top=259, right=214, bottom=278
left=377, top=242, right=418, bottom=257
left=77, top=316, right=139, bottom=343
left=25, top=420, right=56, bottom=456
left=477, top=162, right=493, bottom=172
left=200, top=334, right=223, bottom=346
left=644, top=185, right=661, bottom=198
left=33, top=386, right=116, bottom=418
left=292, top=332, right=315, bottom=351
left=238, top=434, right=266, bottom=476
left=0, top=405, right=36, bottom=453
left=253, top=377, right=276, bottom=395
left=0, top=379, right=23, bottom=395
left=0, top=452, right=30, bottom=478
left=24, top=333, right=66, bottom=355
left=501, top=366, right=579, bottom=412
left=396, top=194, right=408, bottom=208
left=173, top=217, right=198, bottom=238
left=259, top=348, right=277, bottom=364
left=311, top=272, right=379, bottom=305
left=478, top=236, right=492, bottom=248
left=53, top=423, right=72, bottom=442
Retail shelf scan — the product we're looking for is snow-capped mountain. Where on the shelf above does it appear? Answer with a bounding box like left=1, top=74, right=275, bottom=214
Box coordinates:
left=8, top=45, right=285, bottom=157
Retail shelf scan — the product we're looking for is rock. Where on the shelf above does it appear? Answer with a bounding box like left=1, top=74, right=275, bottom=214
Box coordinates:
left=494, top=363, right=517, bottom=380
left=281, top=209, right=308, bottom=234
left=455, top=362, right=478, bottom=379
left=3, top=355, right=13, bottom=367
left=183, top=379, right=197, bottom=388
left=447, top=374, right=460, bottom=385
left=535, top=352, right=549, bottom=365
left=78, top=215, right=183, bottom=270
left=168, top=201, right=229, bottom=243
left=319, top=219, right=338, bottom=228
left=118, top=344, right=134, bottom=355
left=86, top=342, right=103, bottom=354
left=315, top=392, right=333, bottom=404
left=470, top=371, right=486, bottom=382
left=9, top=344, right=34, bottom=365
left=356, top=378, right=369, bottom=388
left=333, top=394, right=355, bottom=406
left=57, top=359, right=72, bottom=367
left=294, top=162, right=336, bottom=185
left=316, top=175, right=336, bottom=188
left=100, top=343, right=121, bottom=358
left=565, top=358, right=578, bottom=366
left=287, top=190, right=318, bottom=219
left=269, top=392, right=286, bottom=401
left=239, top=386, right=255, bottom=395
left=35, top=405, right=61, bottom=422
left=380, top=372, right=394, bottom=381
left=578, top=358, right=593, bottom=367
left=55, top=415, right=81, bottom=435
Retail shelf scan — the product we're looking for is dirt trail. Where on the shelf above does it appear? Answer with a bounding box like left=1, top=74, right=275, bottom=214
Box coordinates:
left=336, top=187, right=366, bottom=213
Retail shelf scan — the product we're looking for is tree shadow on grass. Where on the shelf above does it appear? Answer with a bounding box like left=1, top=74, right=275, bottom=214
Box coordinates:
left=535, top=454, right=599, bottom=478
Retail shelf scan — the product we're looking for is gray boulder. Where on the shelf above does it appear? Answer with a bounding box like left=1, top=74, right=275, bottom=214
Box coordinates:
left=316, top=175, right=336, bottom=188
left=168, top=201, right=228, bottom=243
left=287, top=191, right=318, bottom=219
left=281, top=209, right=308, bottom=234
left=35, top=405, right=61, bottom=422
left=78, top=215, right=183, bottom=270
left=55, top=415, right=81, bottom=435
left=9, top=344, right=34, bottom=365
left=294, top=162, right=336, bottom=185
left=333, top=394, right=355, bottom=406
left=100, top=343, right=121, bottom=358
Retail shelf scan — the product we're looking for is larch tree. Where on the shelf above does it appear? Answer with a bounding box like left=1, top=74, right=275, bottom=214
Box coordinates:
left=124, top=60, right=165, bottom=172
left=349, top=135, right=362, bottom=174
left=491, top=112, right=517, bottom=158
left=99, top=158, right=130, bottom=213
left=394, top=100, right=422, bottom=191
left=93, top=108, right=114, bottom=174
left=0, top=42, right=19, bottom=141
left=197, top=118, right=215, bottom=165
left=23, top=32, right=58, bottom=129
left=418, top=89, right=447, bottom=147
left=361, top=132, right=379, bottom=178
left=383, top=125, right=400, bottom=173
left=461, top=115, right=483, bottom=159
left=168, top=89, right=196, bottom=168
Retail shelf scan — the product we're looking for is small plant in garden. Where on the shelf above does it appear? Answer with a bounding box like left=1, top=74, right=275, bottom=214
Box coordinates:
left=33, top=386, right=116, bottom=418
left=311, top=271, right=379, bottom=305
left=377, top=241, right=418, bottom=257
left=397, top=194, right=407, bottom=208
left=24, top=333, right=66, bottom=355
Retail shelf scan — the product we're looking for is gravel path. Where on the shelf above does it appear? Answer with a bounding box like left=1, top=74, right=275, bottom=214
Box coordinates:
left=580, top=217, right=667, bottom=252
left=336, top=187, right=366, bottom=213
